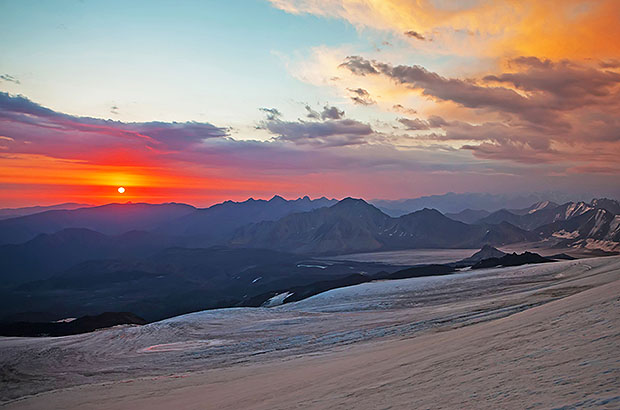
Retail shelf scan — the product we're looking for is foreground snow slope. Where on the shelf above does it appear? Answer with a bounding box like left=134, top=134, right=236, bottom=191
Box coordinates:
left=1, top=256, right=619, bottom=408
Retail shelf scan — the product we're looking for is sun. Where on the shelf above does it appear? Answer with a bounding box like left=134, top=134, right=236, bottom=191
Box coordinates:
left=117, top=186, right=126, bottom=194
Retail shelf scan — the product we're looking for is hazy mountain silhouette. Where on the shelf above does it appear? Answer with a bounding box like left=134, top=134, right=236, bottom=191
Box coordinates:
left=0, top=196, right=337, bottom=246
left=157, top=195, right=336, bottom=244
left=230, top=198, right=536, bottom=254
left=509, top=201, right=560, bottom=216
left=0, top=202, right=196, bottom=245
left=371, top=192, right=588, bottom=215
left=444, top=209, right=490, bottom=224
left=0, top=203, right=90, bottom=220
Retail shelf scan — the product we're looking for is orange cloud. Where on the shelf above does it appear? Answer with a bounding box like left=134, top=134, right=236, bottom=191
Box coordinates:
left=270, top=0, right=620, bottom=61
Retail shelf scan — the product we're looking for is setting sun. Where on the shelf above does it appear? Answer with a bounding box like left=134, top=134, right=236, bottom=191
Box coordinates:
left=117, top=187, right=125, bottom=194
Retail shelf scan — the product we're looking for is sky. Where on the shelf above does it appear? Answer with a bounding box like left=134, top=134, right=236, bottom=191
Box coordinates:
left=0, top=0, right=619, bottom=207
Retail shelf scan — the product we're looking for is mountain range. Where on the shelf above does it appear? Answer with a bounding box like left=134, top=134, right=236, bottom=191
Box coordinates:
left=156, top=195, right=336, bottom=245
left=371, top=192, right=593, bottom=216
left=1, top=193, right=618, bottom=328
left=475, top=201, right=593, bottom=230
left=0, top=202, right=196, bottom=245
left=0, top=202, right=90, bottom=220
left=469, top=199, right=620, bottom=251
left=0, top=196, right=335, bottom=245
left=230, top=198, right=536, bottom=254
left=1, top=196, right=618, bottom=270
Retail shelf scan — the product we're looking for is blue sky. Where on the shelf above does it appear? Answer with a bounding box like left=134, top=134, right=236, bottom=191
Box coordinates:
left=0, top=0, right=362, bottom=126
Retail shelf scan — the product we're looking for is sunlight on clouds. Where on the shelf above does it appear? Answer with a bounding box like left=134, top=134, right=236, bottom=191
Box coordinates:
left=284, top=46, right=437, bottom=118
left=270, top=0, right=620, bottom=61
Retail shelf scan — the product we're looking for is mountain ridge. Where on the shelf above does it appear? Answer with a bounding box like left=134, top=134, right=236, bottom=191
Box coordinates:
left=230, top=198, right=537, bottom=255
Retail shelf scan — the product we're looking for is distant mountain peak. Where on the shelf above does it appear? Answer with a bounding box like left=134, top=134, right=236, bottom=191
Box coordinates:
left=471, top=251, right=553, bottom=269
left=417, top=207, right=443, bottom=215
left=590, top=198, right=620, bottom=215
left=332, top=197, right=370, bottom=207
left=269, top=195, right=286, bottom=202
left=480, top=244, right=499, bottom=251
left=341, top=196, right=364, bottom=202
left=458, top=245, right=506, bottom=265
left=527, top=200, right=559, bottom=214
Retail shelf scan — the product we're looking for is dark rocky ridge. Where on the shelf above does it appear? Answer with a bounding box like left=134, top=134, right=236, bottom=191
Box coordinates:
left=457, top=245, right=506, bottom=265
left=0, top=312, right=146, bottom=337
left=471, top=252, right=553, bottom=269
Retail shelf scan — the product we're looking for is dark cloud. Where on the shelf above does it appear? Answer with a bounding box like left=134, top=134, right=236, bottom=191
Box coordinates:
left=398, top=118, right=429, bottom=130
left=305, top=104, right=345, bottom=120
left=305, top=105, right=320, bottom=119
left=0, top=74, right=20, bottom=84
left=347, top=88, right=375, bottom=105
left=341, top=56, right=620, bottom=128
left=263, top=118, right=374, bottom=147
left=128, top=121, right=228, bottom=149
left=0, top=92, right=424, bottom=175
left=427, top=115, right=448, bottom=128
left=483, top=60, right=620, bottom=105
left=385, top=64, right=532, bottom=114
left=404, top=30, right=426, bottom=41
left=338, top=55, right=620, bottom=166
left=0, top=92, right=59, bottom=120
left=508, top=56, right=552, bottom=69
left=339, top=56, right=378, bottom=75
left=259, top=107, right=282, bottom=120
left=461, top=140, right=558, bottom=164
left=341, top=56, right=532, bottom=115
left=0, top=92, right=228, bottom=153
left=392, top=104, right=417, bottom=115
left=321, top=105, right=345, bottom=120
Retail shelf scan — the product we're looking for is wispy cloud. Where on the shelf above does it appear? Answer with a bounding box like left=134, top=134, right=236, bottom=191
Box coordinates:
left=403, top=30, right=426, bottom=41
left=258, top=107, right=282, bottom=120
left=398, top=118, right=429, bottom=130
left=0, top=74, right=20, bottom=84
left=347, top=87, right=375, bottom=105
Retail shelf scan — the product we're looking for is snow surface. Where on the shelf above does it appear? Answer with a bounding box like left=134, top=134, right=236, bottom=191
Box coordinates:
left=263, top=291, right=294, bottom=307
left=2, top=256, right=620, bottom=404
